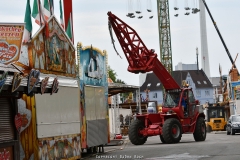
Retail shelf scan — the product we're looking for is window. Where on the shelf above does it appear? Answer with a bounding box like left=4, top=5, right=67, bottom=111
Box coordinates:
left=187, top=80, right=191, bottom=86
left=196, top=90, right=201, bottom=97
left=203, top=81, right=207, bottom=84
left=197, top=81, right=201, bottom=84
left=153, top=93, right=157, bottom=98
left=147, top=83, right=151, bottom=87
left=188, top=90, right=195, bottom=103
left=205, top=90, right=210, bottom=96
left=156, top=83, right=160, bottom=87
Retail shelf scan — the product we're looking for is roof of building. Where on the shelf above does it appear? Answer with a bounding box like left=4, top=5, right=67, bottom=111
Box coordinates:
left=108, top=83, right=139, bottom=97
left=209, top=77, right=222, bottom=87
left=186, top=70, right=212, bottom=88
left=140, top=73, right=163, bottom=92
left=140, top=69, right=212, bottom=91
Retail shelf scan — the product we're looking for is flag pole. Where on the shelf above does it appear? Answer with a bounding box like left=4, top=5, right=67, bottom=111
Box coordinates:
left=38, top=0, right=42, bottom=26
left=70, top=12, right=74, bottom=44
left=49, top=0, right=53, bottom=16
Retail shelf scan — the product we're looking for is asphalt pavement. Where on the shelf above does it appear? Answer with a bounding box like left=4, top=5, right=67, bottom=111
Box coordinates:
left=81, top=131, right=240, bottom=160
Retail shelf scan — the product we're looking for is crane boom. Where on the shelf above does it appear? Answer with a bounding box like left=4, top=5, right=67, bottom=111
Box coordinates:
left=107, top=12, right=180, bottom=90
left=201, top=0, right=237, bottom=70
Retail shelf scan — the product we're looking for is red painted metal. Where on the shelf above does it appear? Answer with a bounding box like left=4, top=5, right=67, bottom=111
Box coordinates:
left=107, top=12, right=205, bottom=141
left=107, top=12, right=180, bottom=90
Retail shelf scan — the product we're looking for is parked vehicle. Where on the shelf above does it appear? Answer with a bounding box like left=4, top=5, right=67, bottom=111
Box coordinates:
left=206, top=106, right=227, bottom=132
left=226, top=114, right=240, bottom=135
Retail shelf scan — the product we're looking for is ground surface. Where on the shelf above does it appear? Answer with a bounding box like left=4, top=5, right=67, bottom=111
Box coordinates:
left=81, top=131, right=240, bottom=160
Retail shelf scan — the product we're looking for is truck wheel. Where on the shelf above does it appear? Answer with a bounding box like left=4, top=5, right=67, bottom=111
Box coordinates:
left=224, top=125, right=227, bottom=131
left=193, top=117, right=206, bottom=141
left=227, top=129, right=230, bottom=135
left=128, top=119, right=147, bottom=145
left=160, top=135, right=166, bottom=144
left=162, top=118, right=182, bottom=144
left=207, top=125, right=212, bottom=133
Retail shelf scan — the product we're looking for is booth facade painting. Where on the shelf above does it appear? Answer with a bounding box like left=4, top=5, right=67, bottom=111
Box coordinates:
left=26, top=15, right=81, bottom=160
left=0, top=23, right=24, bottom=65
left=77, top=43, right=109, bottom=150
left=0, top=15, right=81, bottom=159
left=30, top=16, right=75, bottom=77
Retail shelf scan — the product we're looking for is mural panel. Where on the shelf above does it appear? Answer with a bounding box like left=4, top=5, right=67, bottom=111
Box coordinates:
left=31, top=16, right=75, bottom=77
left=38, top=135, right=81, bottom=159
left=77, top=43, right=109, bottom=148
left=0, top=23, right=24, bottom=65
left=0, top=147, right=13, bottom=160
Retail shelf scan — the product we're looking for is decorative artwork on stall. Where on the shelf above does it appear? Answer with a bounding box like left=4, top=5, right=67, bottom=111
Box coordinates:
left=31, top=16, right=76, bottom=77
left=11, top=72, right=22, bottom=92
left=77, top=43, right=107, bottom=86
left=15, top=99, right=31, bottom=134
left=27, top=69, right=40, bottom=94
left=41, top=77, right=49, bottom=94
left=0, top=71, right=8, bottom=93
left=77, top=42, right=109, bottom=148
left=0, top=148, right=11, bottom=160
left=19, top=95, right=36, bottom=160
left=38, top=135, right=81, bottom=159
left=51, top=77, right=59, bottom=95
left=0, top=23, right=24, bottom=65
left=18, top=45, right=30, bottom=68
left=87, top=46, right=103, bottom=79
left=79, top=88, right=87, bottom=148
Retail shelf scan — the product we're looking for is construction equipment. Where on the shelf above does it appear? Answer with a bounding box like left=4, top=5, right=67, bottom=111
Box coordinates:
left=206, top=106, right=227, bottom=132
left=108, top=12, right=206, bottom=144
left=201, top=0, right=238, bottom=72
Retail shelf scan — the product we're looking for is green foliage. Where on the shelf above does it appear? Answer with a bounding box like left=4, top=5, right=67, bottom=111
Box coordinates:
left=108, top=65, right=117, bottom=82
left=108, top=65, right=129, bottom=102
left=116, top=79, right=125, bottom=84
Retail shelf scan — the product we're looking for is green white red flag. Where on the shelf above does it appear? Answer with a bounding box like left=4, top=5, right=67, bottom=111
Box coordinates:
left=63, top=0, right=74, bottom=43
left=32, top=0, right=44, bottom=25
left=23, top=0, right=32, bottom=43
left=43, top=0, right=50, bottom=21
left=66, top=12, right=73, bottom=40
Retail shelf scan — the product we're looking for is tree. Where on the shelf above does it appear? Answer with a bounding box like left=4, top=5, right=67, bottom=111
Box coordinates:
left=108, top=65, right=117, bottom=82
left=116, top=79, right=125, bottom=84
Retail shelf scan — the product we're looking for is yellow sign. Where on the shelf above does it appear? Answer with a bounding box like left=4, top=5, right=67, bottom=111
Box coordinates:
left=0, top=23, right=24, bottom=64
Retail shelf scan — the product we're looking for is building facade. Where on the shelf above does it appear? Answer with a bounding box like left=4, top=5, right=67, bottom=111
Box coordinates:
left=140, top=69, right=214, bottom=105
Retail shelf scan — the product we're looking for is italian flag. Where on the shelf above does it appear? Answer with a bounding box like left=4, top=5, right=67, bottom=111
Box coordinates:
left=32, top=0, right=43, bottom=25
left=43, top=0, right=50, bottom=21
left=63, top=0, right=74, bottom=43
left=66, top=12, right=73, bottom=40
left=59, top=0, right=64, bottom=29
left=23, top=0, right=32, bottom=43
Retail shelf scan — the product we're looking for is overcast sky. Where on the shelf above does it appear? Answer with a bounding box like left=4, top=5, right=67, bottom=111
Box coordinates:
left=1, top=0, right=240, bottom=86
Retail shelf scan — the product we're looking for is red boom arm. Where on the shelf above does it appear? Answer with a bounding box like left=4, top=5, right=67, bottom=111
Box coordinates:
left=108, top=12, right=180, bottom=90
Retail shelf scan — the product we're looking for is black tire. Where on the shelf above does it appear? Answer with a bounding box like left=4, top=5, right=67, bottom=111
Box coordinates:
left=160, top=135, right=166, bottom=144
left=224, top=125, right=227, bottom=131
left=162, top=118, right=182, bottom=144
left=231, top=128, right=235, bottom=135
left=128, top=119, right=147, bottom=145
left=87, top=148, right=92, bottom=154
left=207, top=125, right=212, bottom=133
left=227, top=129, right=230, bottom=135
left=193, top=117, right=206, bottom=141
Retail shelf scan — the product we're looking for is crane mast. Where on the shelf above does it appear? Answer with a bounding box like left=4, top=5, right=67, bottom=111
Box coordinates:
left=157, top=0, right=173, bottom=74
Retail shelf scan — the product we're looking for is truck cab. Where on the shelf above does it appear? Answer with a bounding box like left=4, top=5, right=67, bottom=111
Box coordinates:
left=162, top=88, right=200, bottom=119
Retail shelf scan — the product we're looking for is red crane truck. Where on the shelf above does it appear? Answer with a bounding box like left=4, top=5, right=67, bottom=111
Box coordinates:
left=107, top=12, right=206, bottom=144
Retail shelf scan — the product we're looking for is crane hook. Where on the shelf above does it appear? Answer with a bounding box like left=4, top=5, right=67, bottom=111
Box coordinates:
left=108, top=20, right=122, bottom=59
